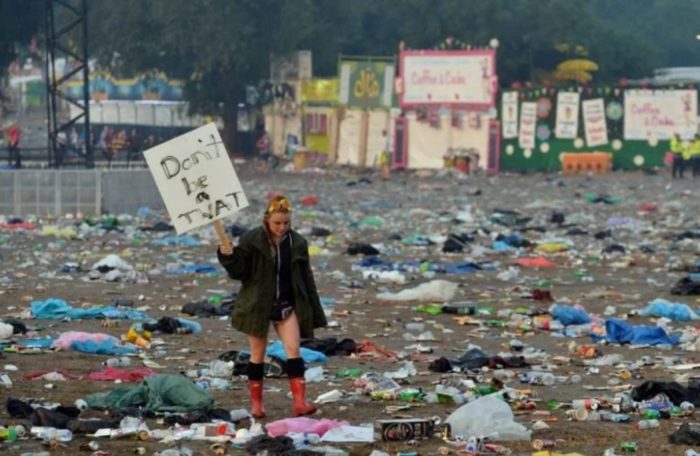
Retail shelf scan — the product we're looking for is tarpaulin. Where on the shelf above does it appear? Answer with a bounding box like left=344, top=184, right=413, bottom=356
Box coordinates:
left=85, top=374, right=213, bottom=412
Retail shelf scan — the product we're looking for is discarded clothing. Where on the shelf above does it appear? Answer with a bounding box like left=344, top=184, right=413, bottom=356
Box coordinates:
left=84, top=367, right=156, bottom=383
left=85, top=374, right=213, bottom=413
left=346, top=243, right=380, bottom=256
left=163, top=408, right=231, bottom=425
left=140, top=317, right=201, bottom=334
left=632, top=381, right=700, bottom=406
left=244, top=434, right=295, bottom=454
left=669, top=423, right=700, bottom=445
left=442, top=232, right=474, bottom=253
left=443, top=347, right=529, bottom=371
left=181, top=298, right=235, bottom=318
left=301, top=337, right=357, bottom=356
left=138, top=221, right=174, bottom=231
left=671, top=277, right=700, bottom=296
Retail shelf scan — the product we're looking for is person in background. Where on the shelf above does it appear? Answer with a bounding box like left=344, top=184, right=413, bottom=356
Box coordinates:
left=217, top=196, right=327, bottom=418
left=256, top=129, right=272, bottom=175
left=670, top=132, right=685, bottom=179
left=691, top=134, right=700, bottom=178
left=681, top=135, right=693, bottom=179
left=7, top=123, right=21, bottom=168
left=126, top=128, right=141, bottom=166
left=379, top=129, right=391, bottom=179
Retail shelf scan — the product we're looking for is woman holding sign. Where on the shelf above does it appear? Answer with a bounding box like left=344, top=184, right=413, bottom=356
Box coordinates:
left=217, top=196, right=327, bottom=418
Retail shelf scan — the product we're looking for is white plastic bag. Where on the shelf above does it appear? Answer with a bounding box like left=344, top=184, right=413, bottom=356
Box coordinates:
left=445, top=395, right=531, bottom=441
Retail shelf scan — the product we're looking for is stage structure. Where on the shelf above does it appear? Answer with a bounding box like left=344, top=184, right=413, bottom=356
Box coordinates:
left=45, top=0, right=92, bottom=168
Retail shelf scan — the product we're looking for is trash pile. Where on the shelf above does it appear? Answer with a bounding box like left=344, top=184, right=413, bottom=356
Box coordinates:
left=1, top=171, right=700, bottom=454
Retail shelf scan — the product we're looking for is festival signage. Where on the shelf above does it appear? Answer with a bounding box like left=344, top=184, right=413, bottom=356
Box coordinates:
left=501, top=91, right=518, bottom=138
left=518, top=102, right=537, bottom=149
left=582, top=98, right=608, bottom=147
left=624, top=89, right=697, bottom=140
left=338, top=58, right=394, bottom=109
left=399, top=49, right=497, bottom=108
left=144, top=123, right=249, bottom=234
left=555, top=91, right=580, bottom=139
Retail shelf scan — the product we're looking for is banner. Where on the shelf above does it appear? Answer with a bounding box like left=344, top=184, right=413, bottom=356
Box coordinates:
left=518, top=102, right=537, bottom=149
left=144, top=123, right=249, bottom=234
left=399, top=50, right=497, bottom=108
left=338, top=59, right=394, bottom=108
left=582, top=98, right=608, bottom=147
left=555, top=92, right=580, bottom=138
left=624, top=89, right=697, bottom=140
left=301, top=78, right=339, bottom=103
left=501, top=92, right=518, bottom=138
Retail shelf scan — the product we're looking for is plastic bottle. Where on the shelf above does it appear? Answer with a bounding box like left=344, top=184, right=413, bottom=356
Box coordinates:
left=103, top=357, right=131, bottom=368
left=642, top=409, right=660, bottom=419
left=209, top=378, right=230, bottom=390
left=30, top=427, right=73, bottom=442
left=209, top=360, right=234, bottom=377
left=634, top=419, right=659, bottom=430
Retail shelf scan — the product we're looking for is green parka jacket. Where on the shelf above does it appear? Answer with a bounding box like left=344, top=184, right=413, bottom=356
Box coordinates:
left=217, top=226, right=327, bottom=338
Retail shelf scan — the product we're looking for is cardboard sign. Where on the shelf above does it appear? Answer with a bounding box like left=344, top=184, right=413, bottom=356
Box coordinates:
left=144, top=123, right=248, bottom=234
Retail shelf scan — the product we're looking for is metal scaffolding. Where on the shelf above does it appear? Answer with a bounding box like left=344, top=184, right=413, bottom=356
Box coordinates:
left=44, top=0, right=92, bottom=168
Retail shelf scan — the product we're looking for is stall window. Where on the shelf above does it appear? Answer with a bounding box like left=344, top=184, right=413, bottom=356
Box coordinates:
left=305, top=113, right=328, bottom=135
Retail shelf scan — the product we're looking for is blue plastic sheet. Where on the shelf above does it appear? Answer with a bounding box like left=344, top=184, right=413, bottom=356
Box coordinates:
left=31, top=298, right=148, bottom=320
left=597, top=319, right=679, bottom=346
left=71, top=338, right=137, bottom=355
left=152, top=235, right=201, bottom=246
left=552, top=305, right=591, bottom=326
left=492, top=241, right=513, bottom=251
left=166, top=264, right=217, bottom=275
left=641, top=299, right=699, bottom=321
left=354, top=257, right=492, bottom=275
left=17, top=338, right=55, bottom=348
left=266, top=340, right=327, bottom=363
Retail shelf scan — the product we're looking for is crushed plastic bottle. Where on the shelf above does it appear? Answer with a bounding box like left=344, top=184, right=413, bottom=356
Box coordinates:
left=30, top=427, right=73, bottom=442
left=103, top=357, right=131, bottom=368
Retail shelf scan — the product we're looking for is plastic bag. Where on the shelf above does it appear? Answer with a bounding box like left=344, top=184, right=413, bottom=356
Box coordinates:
left=376, top=280, right=458, bottom=302
left=445, top=395, right=531, bottom=441
left=641, top=299, right=699, bottom=321
left=552, top=305, right=591, bottom=326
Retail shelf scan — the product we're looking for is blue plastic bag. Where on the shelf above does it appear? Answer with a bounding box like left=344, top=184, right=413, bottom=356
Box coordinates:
left=552, top=305, right=591, bottom=326
left=641, top=299, right=699, bottom=321
left=266, top=340, right=327, bottom=363
left=599, top=319, right=679, bottom=346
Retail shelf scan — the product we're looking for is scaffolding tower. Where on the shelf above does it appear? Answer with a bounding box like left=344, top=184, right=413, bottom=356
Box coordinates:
left=44, top=0, right=92, bottom=168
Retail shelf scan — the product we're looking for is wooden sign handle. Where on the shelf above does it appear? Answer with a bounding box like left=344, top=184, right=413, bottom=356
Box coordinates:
left=213, top=220, right=232, bottom=251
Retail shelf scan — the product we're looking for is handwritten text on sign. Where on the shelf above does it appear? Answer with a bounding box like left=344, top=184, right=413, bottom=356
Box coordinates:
left=144, top=123, right=249, bottom=234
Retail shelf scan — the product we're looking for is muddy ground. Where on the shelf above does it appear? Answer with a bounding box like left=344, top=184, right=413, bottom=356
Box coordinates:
left=1, top=164, right=700, bottom=456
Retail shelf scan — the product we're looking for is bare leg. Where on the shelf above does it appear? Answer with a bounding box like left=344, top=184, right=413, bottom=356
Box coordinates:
left=274, top=312, right=301, bottom=359
left=248, top=335, right=268, bottom=363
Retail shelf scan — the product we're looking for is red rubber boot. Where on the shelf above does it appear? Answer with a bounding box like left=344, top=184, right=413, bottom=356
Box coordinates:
left=288, top=377, right=317, bottom=416
left=248, top=380, right=266, bottom=419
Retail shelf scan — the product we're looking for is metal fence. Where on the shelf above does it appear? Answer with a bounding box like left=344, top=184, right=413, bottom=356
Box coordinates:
left=0, top=169, right=163, bottom=217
